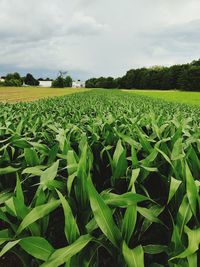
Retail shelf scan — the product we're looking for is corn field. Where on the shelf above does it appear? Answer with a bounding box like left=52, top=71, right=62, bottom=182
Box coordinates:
left=0, top=90, right=200, bottom=267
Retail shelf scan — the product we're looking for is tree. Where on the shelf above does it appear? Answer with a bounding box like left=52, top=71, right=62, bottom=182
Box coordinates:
left=52, top=76, right=65, bottom=88
left=178, top=66, right=200, bottom=91
left=65, top=76, right=72, bottom=87
left=24, top=73, right=39, bottom=86
left=85, top=58, right=200, bottom=91
left=4, top=72, right=23, bottom=87
left=4, top=79, right=22, bottom=87
left=85, top=78, right=97, bottom=88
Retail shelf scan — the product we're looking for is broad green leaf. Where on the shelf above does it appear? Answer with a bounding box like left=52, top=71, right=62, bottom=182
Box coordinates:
left=112, top=139, right=127, bottom=182
left=122, top=205, right=137, bottom=244
left=143, top=244, right=168, bottom=254
left=41, top=234, right=92, bottom=267
left=0, top=240, right=21, bottom=257
left=56, top=190, right=80, bottom=244
left=22, top=165, right=45, bottom=176
left=137, top=207, right=164, bottom=225
left=122, top=168, right=139, bottom=244
left=171, top=226, right=200, bottom=260
left=0, top=190, right=13, bottom=205
left=103, top=192, right=149, bottom=207
left=122, top=242, right=144, bottom=267
left=15, top=174, right=24, bottom=204
left=128, top=168, right=140, bottom=192
left=171, top=138, right=184, bottom=161
left=140, top=205, right=165, bottom=234
left=167, top=177, right=182, bottom=204
left=47, top=144, right=59, bottom=165
left=0, top=229, right=11, bottom=245
left=16, top=199, right=60, bottom=235
left=187, top=253, right=197, bottom=267
left=0, top=166, right=20, bottom=175
left=40, top=160, right=59, bottom=185
left=88, top=177, right=121, bottom=247
left=24, top=148, right=39, bottom=166
left=177, top=195, right=192, bottom=237
left=5, top=197, right=17, bottom=217
left=19, top=237, right=54, bottom=261
left=185, top=162, right=198, bottom=215
left=75, top=140, right=89, bottom=208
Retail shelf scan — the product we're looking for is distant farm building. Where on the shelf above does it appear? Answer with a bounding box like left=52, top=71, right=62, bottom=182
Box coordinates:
left=72, top=80, right=85, bottom=88
left=39, top=80, right=52, bottom=87
left=0, top=77, right=5, bottom=82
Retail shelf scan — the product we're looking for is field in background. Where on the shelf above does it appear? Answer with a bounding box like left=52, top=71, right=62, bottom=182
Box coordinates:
left=124, top=89, right=200, bottom=106
left=1, top=87, right=200, bottom=105
left=0, top=87, right=89, bottom=103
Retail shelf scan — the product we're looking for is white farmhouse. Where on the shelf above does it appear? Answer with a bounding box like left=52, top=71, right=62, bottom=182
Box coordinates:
left=39, top=80, right=52, bottom=87
left=0, top=77, right=5, bottom=82
left=72, top=80, right=85, bottom=88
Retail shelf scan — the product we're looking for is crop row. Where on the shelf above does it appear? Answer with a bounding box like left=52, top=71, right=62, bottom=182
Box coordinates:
left=0, top=90, right=199, bottom=266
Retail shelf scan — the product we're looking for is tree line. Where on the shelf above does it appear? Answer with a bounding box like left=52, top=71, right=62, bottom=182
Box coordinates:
left=85, top=59, right=200, bottom=91
left=0, top=73, right=73, bottom=88
left=0, top=73, right=41, bottom=87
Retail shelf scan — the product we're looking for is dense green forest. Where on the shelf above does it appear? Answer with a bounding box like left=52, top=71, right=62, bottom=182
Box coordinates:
left=85, top=59, right=200, bottom=91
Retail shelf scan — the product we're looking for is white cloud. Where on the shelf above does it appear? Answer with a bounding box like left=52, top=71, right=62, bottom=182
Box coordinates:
left=0, top=0, right=200, bottom=79
left=67, top=13, right=108, bottom=36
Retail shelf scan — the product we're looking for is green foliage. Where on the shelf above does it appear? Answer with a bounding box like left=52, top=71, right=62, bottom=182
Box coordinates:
left=86, top=77, right=117, bottom=89
left=65, top=76, right=73, bottom=87
left=0, top=90, right=199, bottom=266
left=86, top=59, right=200, bottom=91
left=4, top=79, right=22, bottom=87
left=52, top=75, right=72, bottom=88
left=4, top=72, right=23, bottom=87
left=24, top=73, right=39, bottom=86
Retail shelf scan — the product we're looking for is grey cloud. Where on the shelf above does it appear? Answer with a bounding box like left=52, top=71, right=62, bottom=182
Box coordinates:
left=67, top=13, right=108, bottom=36
left=139, top=19, right=200, bottom=63
left=0, top=0, right=200, bottom=79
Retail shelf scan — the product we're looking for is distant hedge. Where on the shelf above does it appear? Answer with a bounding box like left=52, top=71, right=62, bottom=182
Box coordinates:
left=86, top=59, right=200, bottom=91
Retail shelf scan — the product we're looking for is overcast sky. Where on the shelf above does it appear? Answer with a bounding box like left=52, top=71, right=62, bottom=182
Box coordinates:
left=0, top=0, right=200, bottom=79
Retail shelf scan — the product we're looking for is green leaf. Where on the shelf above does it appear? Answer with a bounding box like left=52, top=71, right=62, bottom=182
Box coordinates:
left=19, top=237, right=54, bottom=261
left=88, top=177, right=121, bottom=247
left=187, top=253, right=197, bottom=267
left=0, top=229, right=11, bottom=245
left=47, top=144, right=59, bottom=165
left=128, top=168, right=140, bottom=192
left=24, top=148, right=39, bottom=166
left=75, top=140, right=89, bottom=207
left=0, top=166, right=20, bottom=175
left=171, top=138, right=184, bottom=161
left=56, top=190, right=80, bottom=244
left=0, top=190, right=13, bottom=205
left=122, top=205, right=137, bottom=244
left=112, top=139, right=127, bottom=182
left=40, top=160, right=59, bottom=186
left=0, top=240, right=21, bottom=257
left=41, top=234, right=92, bottom=267
left=103, top=192, right=149, bottom=207
left=16, top=199, right=60, bottom=235
left=137, top=206, right=164, bottom=225
left=167, top=177, right=182, bottom=204
left=15, top=174, right=24, bottom=204
left=185, top=162, right=198, bottom=215
left=122, top=242, right=144, bottom=267
left=177, top=195, right=192, bottom=237
left=171, top=226, right=200, bottom=260
left=22, top=165, right=45, bottom=176
left=143, top=244, right=168, bottom=254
